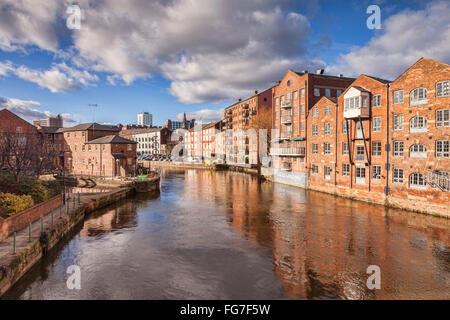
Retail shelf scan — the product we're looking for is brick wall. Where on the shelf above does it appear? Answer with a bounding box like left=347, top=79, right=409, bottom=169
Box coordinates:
left=0, top=194, right=62, bottom=241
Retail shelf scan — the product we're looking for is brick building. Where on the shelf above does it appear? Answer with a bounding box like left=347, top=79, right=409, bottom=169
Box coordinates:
left=270, top=70, right=355, bottom=187
left=120, top=127, right=172, bottom=156
left=61, top=123, right=136, bottom=177
left=201, top=121, right=223, bottom=160
left=224, top=87, right=273, bottom=167
left=388, top=58, right=449, bottom=205
left=307, top=96, right=338, bottom=188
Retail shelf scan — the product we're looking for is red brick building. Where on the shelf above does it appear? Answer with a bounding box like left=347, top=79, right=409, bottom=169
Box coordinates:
left=270, top=70, right=355, bottom=187
left=388, top=58, right=449, bottom=207
left=61, top=123, right=136, bottom=177
left=307, top=96, right=338, bottom=188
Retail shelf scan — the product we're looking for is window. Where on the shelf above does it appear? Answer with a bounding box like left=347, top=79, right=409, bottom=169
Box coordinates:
left=410, top=116, right=427, bottom=133
left=313, top=108, right=319, bottom=117
left=344, top=96, right=360, bottom=111
left=410, top=144, right=427, bottom=158
left=301, top=88, right=305, bottom=98
left=324, top=143, right=331, bottom=154
left=324, top=123, right=330, bottom=135
left=436, top=80, right=449, bottom=97
left=275, top=97, right=279, bottom=106
left=310, top=165, right=318, bottom=173
left=372, top=141, right=382, bottom=156
left=294, top=123, right=298, bottom=132
left=294, top=91, right=298, bottom=100
left=286, top=92, right=291, bottom=101
left=372, top=165, right=381, bottom=180
left=312, top=143, right=318, bottom=154
left=325, top=105, right=331, bottom=115
left=294, top=106, right=298, bottom=115
left=409, top=173, right=427, bottom=190
left=337, top=89, right=342, bottom=97
left=312, top=124, right=318, bottom=136
left=393, top=168, right=404, bottom=183
left=325, top=88, right=331, bottom=97
left=393, top=141, right=404, bottom=157
left=355, top=167, right=366, bottom=185
left=301, top=121, right=305, bottom=131
left=373, top=94, right=381, bottom=107
left=314, top=88, right=320, bottom=96
left=410, top=87, right=428, bottom=105
left=301, top=104, right=305, bottom=114
left=324, top=166, right=331, bottom=180
left=342, top=164, right=350, bottom=176
left=275, top=111, right=279, bottom=120
left=393, top=114, right=404, bottom=130
left=342, top=142, right=349, bottom=155
left=127, top=144, right=132, bottom=151
left=356, top=121, right=365, bottom=139
left=356, top=146, right=365, bottom=161
left=436, top=140, right=449, bottom=158
left=393, top=90, right=404, bottom=104
left=342, top=120, right=349, bottom=134
left=372, top=117, right=382, bottom=132
left=436, top=109, right=450, bottom=127
left=82, top=145, right=86, bottom=152
left=88, top=145, right=91, bottom=151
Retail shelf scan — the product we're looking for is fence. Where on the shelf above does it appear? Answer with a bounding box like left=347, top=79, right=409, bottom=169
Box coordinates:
left=0, top=194, right=62, bottom=242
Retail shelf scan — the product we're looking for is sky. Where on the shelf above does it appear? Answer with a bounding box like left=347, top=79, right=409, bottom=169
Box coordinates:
left=0, top=0, right=448, bottom=127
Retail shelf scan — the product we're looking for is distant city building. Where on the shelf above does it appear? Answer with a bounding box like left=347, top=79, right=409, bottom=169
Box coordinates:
left=137, top=112, right=152, bottom=127
left=120, top=127, right=172, bottom=156
left=33, top=114, right=63, bottom=128
left=165, top=113, right=195, bottom=130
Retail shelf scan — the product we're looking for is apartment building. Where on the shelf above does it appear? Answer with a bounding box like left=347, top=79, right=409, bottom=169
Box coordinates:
left=307, top=96, right=338, bottom=188
left=224, top=88, right=273, bottom=167
left=121, top=127, right=171, bottom=156
left=271, top=70, right=355, bottom=187
left=388, top=58, right=449, bottom=207
left=184, top=124, right=203, bottom=158
left=61, top=123, right=136, bottom=177
left=202, top=121, right=223, bottom=159
left=33, top=114, right=63, bottom=128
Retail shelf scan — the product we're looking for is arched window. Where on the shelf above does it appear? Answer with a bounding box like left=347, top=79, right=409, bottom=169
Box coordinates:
left=409, top=173, right=427, bottom=189
left=410, top=87, right=428, bottom=106
left=409, top=144, right=427, bottom=158
left=410, top=116, right=427, bottom=133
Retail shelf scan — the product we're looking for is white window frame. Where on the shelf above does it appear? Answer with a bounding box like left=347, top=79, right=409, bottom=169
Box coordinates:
left=324, top=166, right=331, bottom=180
left=342, top=142, right=349, bottom=155
left=312, top=143, right=318, bottom=154
left=372, top=117, right=382, bottom=132
left=410, top=116, right=428, bottom=133
left=436, top=109, right=450, bottom=128
left=409, top=173, right=427, bottom=190
left=356, top=146, right=365, bottom=161
left=410, top=87, right=428, bottom=106
left=372, top=165, right=381, bottom=180
left=393, top=168, right=404, bottom=184
left=312, top=124, right=318, bottom=136
left=324, top=123, right=331, bottom=135
left=373, top=94, right=381, bottom=107
left=393, top=90, right=404, bottom=104
left=372, top=141, right=382, bottom=157
left=324, top=143, right=331, bottom=155
left=342, top=120, right=349, bottom=134
left=325, top=105, right=331, bottom=115
left=393, top=114, right=404, bottom=131
left=436, top=140, right=449, bottom=158
left=355, top=167, right=366, bottom=185
left=342, top=163, right=350, bottom=176
left=394, top=141, right=404, bottom=157
left=436, top=80, right=449, bottom=97
left=325, top=88, right=331, bottom=97
left=314, top=88, right=320, bottom=97
left=313, top=108, right=319, bottom=117
left=409, top=144, right=427, bottom=158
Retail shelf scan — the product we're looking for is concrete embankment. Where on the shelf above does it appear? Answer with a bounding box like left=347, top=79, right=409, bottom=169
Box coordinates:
left=0, top=177, right=160, bottom=297
left=146, top=161, right=259, bottom=175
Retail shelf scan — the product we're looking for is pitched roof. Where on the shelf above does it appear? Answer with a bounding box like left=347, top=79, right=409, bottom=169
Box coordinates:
left=362, top=74, right=391, bottom=84
left=85, top=135, right=136, bottom=144
left=61, top=122, right=119, bottom=132
left=119, top=127, right=169, bottom=136
left=0, top=109, right=38, bottom=131
left=39, top=126, right=60, bottom=134
left=391, top=57, right=450, bottom=84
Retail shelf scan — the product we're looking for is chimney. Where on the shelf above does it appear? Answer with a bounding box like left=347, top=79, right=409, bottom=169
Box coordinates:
left=302, top=70, right=308, bottom=74
left=338, top=74, right=343, bottom=78
left=238, top=98, right=242, bottom=102
left=254, top=90, right=258, bottom=95
left=316, top=69, right=324, bottom=75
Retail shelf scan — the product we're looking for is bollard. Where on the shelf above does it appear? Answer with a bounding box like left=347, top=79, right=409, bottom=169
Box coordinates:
left=41, top=217, right=44, bottom=232
left=28, top=223, right=31, bottom=242
left=13, top=232, right=16, bottom=254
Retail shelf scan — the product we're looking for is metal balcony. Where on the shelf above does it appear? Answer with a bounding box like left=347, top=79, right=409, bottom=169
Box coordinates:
left=281, top=100, right=292, bottom=108
left=270, top=147, right=305, bottom=157
left=242, top=111, right=249, bottom=117
left=242, top=103, right=249, bottom=109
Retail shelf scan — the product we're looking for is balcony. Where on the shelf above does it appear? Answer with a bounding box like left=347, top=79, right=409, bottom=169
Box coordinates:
left=280, top=132, right=292, bottom=140
left=242, top=119, right=248, bottom=126
left=242, top=103, right=249, bottom=109
left=270, top=147, right=305, bottom=157
left=250, top=109, right=256, bottom=115
left=281, top=100, right=292, bottom=108
left=242, top=111, right=249, bottom=117
left=428, top=170, right=450, bottom=192
left=343, top=88, right=370, bottom=119
left=281, top=162, right=292, bottom=171
left=226, top=109, right=232, bottom=115
left=281, top=115, right=292, bottom=124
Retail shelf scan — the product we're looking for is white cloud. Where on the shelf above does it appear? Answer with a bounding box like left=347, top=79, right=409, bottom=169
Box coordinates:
left=0, top=60, right=99, bottom=92
left=0, top=96, right=77, bottom=124
left=328, top=1, right=450, bottom=80
left=176, top=108, right=224, bottom=123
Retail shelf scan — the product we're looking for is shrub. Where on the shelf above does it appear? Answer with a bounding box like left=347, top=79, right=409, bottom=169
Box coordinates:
left=0, top=193, right=34, bottom=216
left=0, top=175, right=61, bottom=204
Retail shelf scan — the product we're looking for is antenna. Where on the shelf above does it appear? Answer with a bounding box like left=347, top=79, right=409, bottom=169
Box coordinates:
left=88, top=104, right=98, bottom=139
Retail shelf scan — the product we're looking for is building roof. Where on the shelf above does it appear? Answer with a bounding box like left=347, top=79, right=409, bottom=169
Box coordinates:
left=39, top=126, right=60, bottom=134
left=362, top=74, right=391, bottom=84
left=85, top=135, right=136, bottom=144
left=0, top=109, right=38, bottom=133
left=351, top=86, right=371, bottom=93
left=119, top=127, right=170, bottom=136
left=60, top=122, right=119, bottom=132
left=225, top=86, right=275, bottom=110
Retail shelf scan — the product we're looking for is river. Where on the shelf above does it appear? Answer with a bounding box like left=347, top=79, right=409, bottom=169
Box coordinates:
left=2, top=169, right=449, bottom=299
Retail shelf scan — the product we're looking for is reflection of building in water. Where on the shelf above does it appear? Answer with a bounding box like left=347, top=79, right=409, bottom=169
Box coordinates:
left=80, top=201, right=137, bottom=236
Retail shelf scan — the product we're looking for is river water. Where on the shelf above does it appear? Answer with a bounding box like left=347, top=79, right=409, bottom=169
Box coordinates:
left=3, top=169, right=450, bottom=299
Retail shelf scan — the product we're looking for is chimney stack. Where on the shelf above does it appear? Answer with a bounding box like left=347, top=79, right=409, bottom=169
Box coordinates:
left=316, top=69, right=324, bottom=75
left=254, top=90, right=258, bottom=95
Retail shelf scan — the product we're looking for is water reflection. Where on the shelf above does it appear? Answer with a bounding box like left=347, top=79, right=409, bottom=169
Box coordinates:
left=3, top=170, right=450, bottom=300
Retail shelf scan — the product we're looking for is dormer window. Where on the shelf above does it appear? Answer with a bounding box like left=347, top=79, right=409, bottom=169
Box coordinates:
left=410, top=87, right=427, bottom=106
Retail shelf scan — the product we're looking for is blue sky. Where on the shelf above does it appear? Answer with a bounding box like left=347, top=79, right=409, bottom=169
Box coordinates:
left=0, top=0, right=447, bottom=126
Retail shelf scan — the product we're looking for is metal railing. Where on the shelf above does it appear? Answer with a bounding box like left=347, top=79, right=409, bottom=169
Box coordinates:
left=270, top=147, right=305, bottom=156
left=427, top=170, right=450, bottom=192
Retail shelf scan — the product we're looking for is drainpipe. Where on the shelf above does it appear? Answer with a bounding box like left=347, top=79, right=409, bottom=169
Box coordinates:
left=385, top=83, right=391, bottom=196
left=335, top=103, right=338, bottom=185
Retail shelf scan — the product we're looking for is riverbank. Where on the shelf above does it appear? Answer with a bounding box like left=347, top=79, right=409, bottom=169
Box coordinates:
left=0, top=177, right=160, bottom=297
left=147, top=161, right=259, bottom=175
